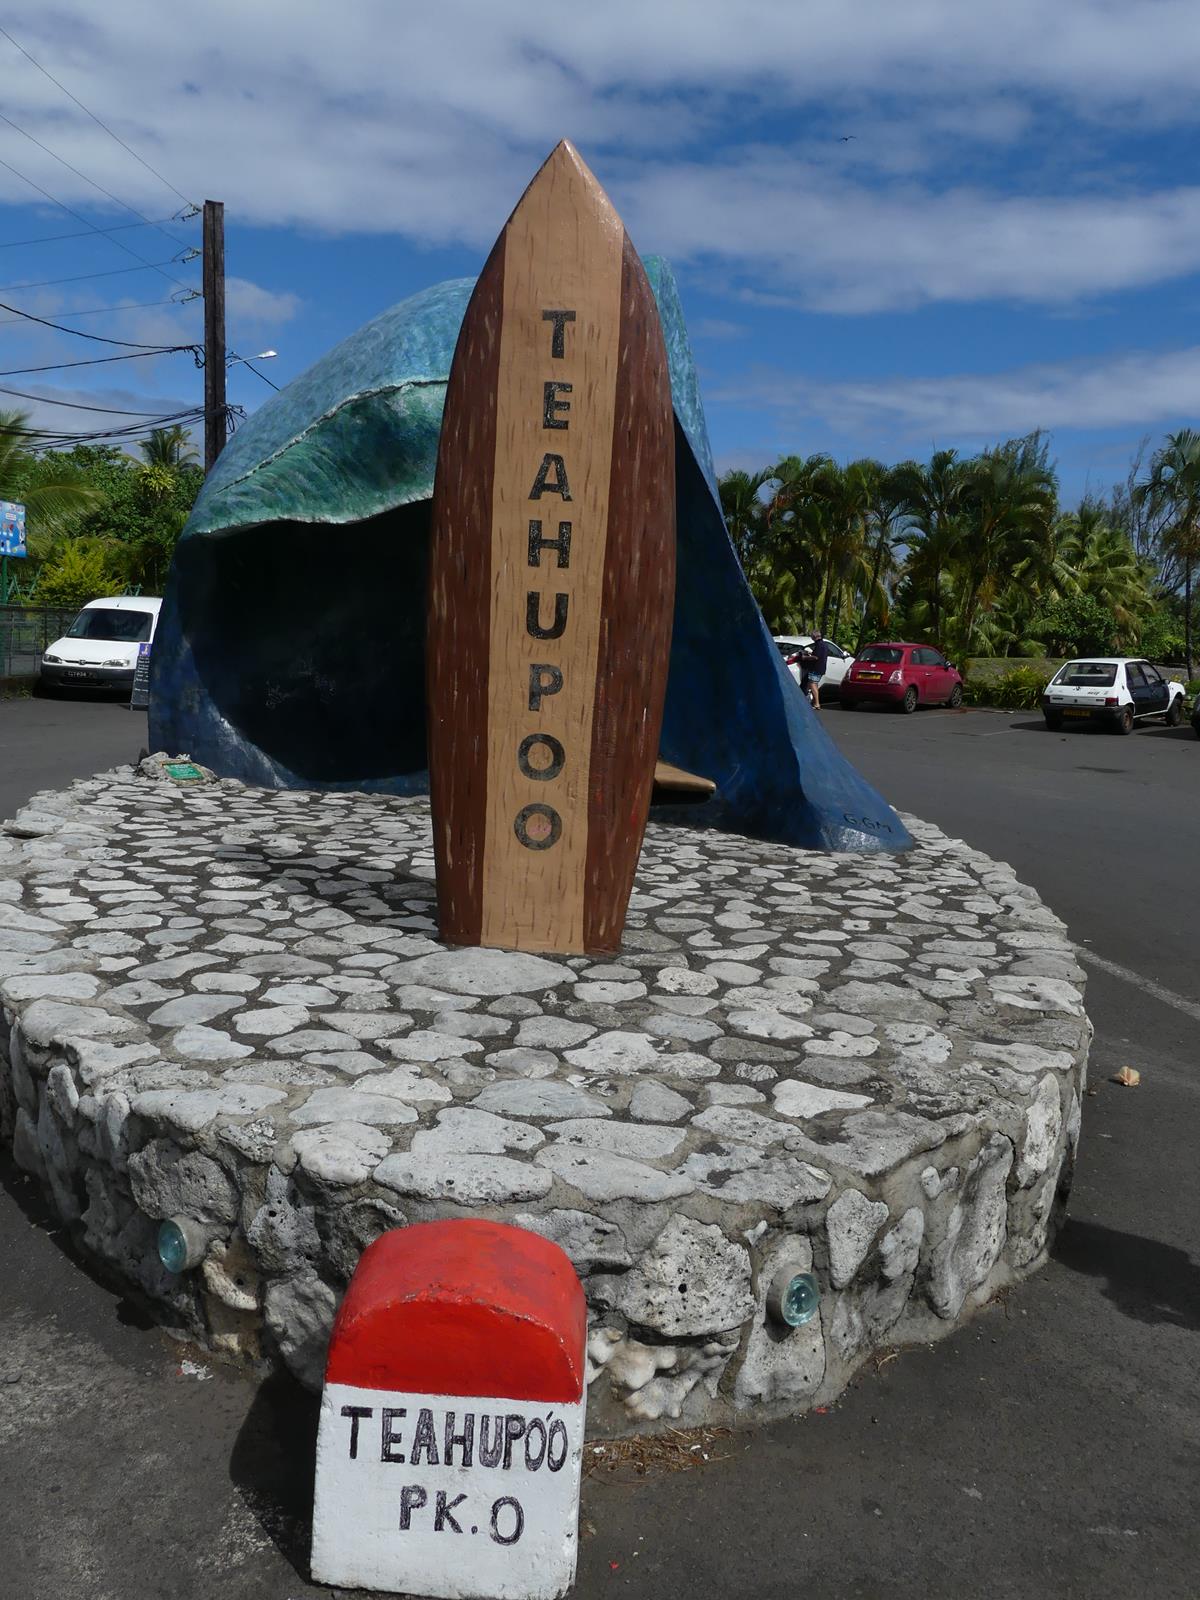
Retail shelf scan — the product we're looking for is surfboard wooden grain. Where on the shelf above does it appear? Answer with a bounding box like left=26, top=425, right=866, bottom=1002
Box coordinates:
left=427, top=141, right=675, bottom=955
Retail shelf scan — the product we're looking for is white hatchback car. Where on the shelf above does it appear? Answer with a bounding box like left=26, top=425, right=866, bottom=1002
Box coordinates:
left=773, top=635, right=855, bottom=690
left=1041, top=657, right=1186, bottom=734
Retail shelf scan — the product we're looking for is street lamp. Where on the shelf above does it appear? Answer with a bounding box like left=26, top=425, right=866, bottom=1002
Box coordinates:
left=227, top=349, right=277, bottom=366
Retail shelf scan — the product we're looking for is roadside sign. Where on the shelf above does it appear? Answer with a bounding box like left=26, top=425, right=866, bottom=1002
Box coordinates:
left=311, top=1220, right=587, bottom=1599
left=0, top=500, right=26, bottom=558
left=130, top=642, right=151, bottom=709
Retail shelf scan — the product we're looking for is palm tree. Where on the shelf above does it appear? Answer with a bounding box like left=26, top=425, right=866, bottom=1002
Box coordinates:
left=764, top=454, right=838, bottom=627
left=855, top=461, right=907, bottom=649
left=955, top=436, right=1057, bottom=655
left=803, top=458, right=874, bottom=637
left=138, top=424, right=198, bottom=469
left=0, top=409, right=103, bottom=552
left=1057, top=502, right=1154, bottom=644
left=891, top=449, right=968, bottom=649
left=750, top=564, right=804, bottom=634
left=1135, top=429, right=1200, bottom=676
left=968, top=585, right=1047, bottom=657
left=718, top=469, right=768, bottom=569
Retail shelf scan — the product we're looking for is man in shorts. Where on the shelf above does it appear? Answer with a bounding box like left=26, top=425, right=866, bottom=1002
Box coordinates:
left=801, top=631, right=830, bottom=709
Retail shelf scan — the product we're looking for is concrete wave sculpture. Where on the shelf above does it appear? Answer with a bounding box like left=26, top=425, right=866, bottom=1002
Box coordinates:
left=151, top=258, right=912, bottom=855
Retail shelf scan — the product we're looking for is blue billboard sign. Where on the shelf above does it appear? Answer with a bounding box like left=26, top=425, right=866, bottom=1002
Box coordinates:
left=0, top=500, right=27, bottom=558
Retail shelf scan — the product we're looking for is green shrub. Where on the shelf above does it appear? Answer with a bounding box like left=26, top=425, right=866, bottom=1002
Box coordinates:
left=1137, top=613, right=1187, bottom=663
left=32, top=539, right=122, bottom=609
left=966, top=655, right=1061, bottom=684
left=1032, top=595, right=1119, bottom=656
left=964, top=664, right=1052, bottom=709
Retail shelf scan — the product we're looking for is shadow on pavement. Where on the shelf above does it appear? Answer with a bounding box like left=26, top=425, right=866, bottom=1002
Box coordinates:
left=1054, top=1216, right=1200, bottom=1331
left=1007, top=717, right=1110, bottom=734
left=0, top=1151, right=166, bottom=1334
left=242, top=846, right=434, bottom=910
left=229, top=1369, right=320, bottom=1580
left=1008, top=717, right=1198, bottom=740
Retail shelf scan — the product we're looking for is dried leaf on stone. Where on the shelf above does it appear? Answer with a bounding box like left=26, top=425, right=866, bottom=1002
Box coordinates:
left=1111, top=1066, right=1140, bottom=1087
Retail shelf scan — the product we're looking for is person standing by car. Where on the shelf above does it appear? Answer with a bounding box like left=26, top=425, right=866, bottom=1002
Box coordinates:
left=801, top=631, right=830, bottom=709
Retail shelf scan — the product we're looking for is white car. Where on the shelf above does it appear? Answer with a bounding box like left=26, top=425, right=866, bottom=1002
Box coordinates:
left=39, top=595, right=162, bottom=694
left=773, top=635, right=855, bottom=689
left=1041, top=657, right=1186, bottom=734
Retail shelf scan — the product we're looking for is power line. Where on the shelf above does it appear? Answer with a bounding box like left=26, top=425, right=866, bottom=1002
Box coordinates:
left=2, top=406, right=202, bottom=431
left=12, top=423, right=203, bottom=448
left=1, top=405, right=222, bottom=449
left=2, top=410, right=200, bottom=434
left=0, top=108, right=191, bottom=252
left=0, top=382, right=196, bottom=416
left=0, top=296, right=196, bottom=348
left=0, top=259, right=192, bottom=292
left=0, top=347, right=198, bottom=377
left=0, top=151, right=194, bottom=293
left=235, top=356, right=281, bottom=392
left=0, top=214, right=186, bottom=249
left=0, top=297, right=194, bottom=326
left=0, top=24, right=196, bottom=209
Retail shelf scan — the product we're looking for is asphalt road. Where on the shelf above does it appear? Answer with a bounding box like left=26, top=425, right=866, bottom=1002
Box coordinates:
left=1, top=696, right=1197, bottom=1600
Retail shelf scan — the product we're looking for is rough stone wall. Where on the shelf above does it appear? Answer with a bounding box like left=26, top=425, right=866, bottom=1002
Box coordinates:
left=0, top=764, right=1088, bottom=1433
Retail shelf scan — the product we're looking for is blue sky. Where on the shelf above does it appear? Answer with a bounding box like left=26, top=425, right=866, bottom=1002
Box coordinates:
left=2, top=1, right=1200, bottom=502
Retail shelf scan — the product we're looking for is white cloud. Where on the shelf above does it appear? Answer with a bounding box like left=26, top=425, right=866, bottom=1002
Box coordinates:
left=719, top=345, right=1200, bottom=440
left=618, top=159, right=1200, bottom=311
left=225, top=277, right=301, bottom=326
left=692, top=317, right=749, bottom=340
left=0, top=1, right=1199, bottom=316
left=712, top=445, right=778, bottom=477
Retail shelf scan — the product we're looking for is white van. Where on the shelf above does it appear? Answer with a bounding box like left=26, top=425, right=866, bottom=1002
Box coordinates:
left=39, top=595, right=162, bottom=693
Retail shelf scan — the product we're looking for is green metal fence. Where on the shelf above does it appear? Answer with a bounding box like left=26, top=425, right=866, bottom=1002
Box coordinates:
left=0, top=605, right=80, bottom=679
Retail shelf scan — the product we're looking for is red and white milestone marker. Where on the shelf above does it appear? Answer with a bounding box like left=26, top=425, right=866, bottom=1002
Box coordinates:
left=311, top=1220, right=588, bottom=1600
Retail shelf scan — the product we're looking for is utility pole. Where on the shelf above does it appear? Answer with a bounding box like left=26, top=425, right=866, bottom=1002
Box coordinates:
left=203, top=199, right=226, bottom=475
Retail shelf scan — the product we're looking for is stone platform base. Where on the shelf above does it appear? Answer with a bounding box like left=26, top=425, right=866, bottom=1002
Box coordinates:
left=0, top=761, right=1088, bottom=1433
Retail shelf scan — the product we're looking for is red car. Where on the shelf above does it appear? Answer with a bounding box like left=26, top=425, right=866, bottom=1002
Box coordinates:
left=840, top=642, right=964, bottom=713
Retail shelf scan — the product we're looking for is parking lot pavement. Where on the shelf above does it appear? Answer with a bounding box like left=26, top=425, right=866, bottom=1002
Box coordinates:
left=824, top=704, right=1199, bottom=1000
left=0, top=695, right=147, bottom=821
left=1, top=697, right=1197, bottom=1600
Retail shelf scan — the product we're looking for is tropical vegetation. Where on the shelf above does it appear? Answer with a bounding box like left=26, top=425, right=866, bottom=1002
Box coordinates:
left=3, top=407, right=1196, bottom=681
left=721, top=429, right=1196, bottom=676
left=0, top=416, right=203, bottom=607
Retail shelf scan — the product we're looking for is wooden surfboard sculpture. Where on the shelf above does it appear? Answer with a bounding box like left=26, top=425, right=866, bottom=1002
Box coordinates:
left=427, top=141, right=676, bottom=956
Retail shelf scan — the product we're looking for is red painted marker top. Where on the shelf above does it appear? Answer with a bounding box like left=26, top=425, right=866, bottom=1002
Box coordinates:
left=324, top=1219, right=587, bottom=1403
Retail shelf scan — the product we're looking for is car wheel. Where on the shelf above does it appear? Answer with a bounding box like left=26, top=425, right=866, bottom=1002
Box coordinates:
left=900, top=686, right=919, bottom=714
left=1044, top=712, right=1062, bottom=731
left=1113, top=706, right=1135, bottom=735
left=31, top=676, right=54, bottom=699
left=947, top=683, right=963, bottom=708
left=1165, top=698, right=1183, bottom=727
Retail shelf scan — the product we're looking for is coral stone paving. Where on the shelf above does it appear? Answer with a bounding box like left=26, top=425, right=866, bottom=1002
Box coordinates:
left=0, top=759, right=1088, bottom=1433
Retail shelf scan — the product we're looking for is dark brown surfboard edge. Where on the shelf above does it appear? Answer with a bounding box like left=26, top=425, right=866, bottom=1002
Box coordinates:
left=426, top=232, right=506, bottom=947
left=583, top=233, right=676, bottom=953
